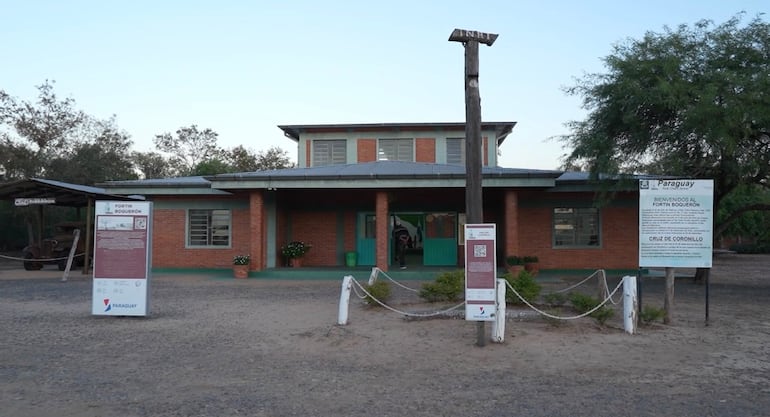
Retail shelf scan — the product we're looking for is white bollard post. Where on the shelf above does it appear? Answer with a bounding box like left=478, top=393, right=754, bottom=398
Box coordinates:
left=61, top=229, right=80, bottom=282
left=368, top=267, right=379, bottom=286
left=492, top=278, right=506, bottom=343
left=623, top=275, right=638, bottom=334
left=338, top=275, right=353, bottom=325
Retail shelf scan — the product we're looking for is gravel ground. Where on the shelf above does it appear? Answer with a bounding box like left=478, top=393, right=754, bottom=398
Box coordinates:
left=1, top=254, right=769, bottom=417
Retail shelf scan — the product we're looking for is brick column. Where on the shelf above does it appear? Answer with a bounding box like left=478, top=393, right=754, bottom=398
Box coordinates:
left=504, top=190, right=519, bottom=258
left=375, top=191, right=389, bottom=271
left=249, top=190, right=265, bottom=271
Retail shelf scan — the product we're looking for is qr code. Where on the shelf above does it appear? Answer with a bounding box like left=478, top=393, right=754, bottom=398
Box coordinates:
left=473, top=244, right=487, bottom=257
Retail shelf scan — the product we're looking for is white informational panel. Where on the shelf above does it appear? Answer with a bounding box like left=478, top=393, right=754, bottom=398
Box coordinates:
left=639, top=179, right=713, bottom=268
left=92, top=201, right=153, bottom=316
left=464, top=224, right=497, bottom=321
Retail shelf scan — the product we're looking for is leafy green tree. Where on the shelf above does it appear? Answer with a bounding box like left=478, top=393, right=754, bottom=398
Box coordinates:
left=561, top=13, right=770, bottom=239
left=0, top=80, right=84, bottom=152
left=132, top=151, right=172, bottom=179
left=0, top=80, right=85, bottom=179
left=153, top=125, right=221, bottom=176
left=46, top=117, right=138, bottom=184
left=223, top=145, right=294, bottom=173
left=192, top=158, right=232, bottom=176
left=254, top=145, right=294, bottom=170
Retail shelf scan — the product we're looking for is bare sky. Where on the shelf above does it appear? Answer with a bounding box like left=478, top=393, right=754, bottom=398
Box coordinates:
left=2, top=0, right=766, bottom=170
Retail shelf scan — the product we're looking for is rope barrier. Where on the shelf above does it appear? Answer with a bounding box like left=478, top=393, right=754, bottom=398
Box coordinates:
left=505, top=279, right=623, bottom=320
left=370, top=267, right=420, bottom=293
left=0, top=253, right=85, bottom=262
left=548, top=269, right=605, bottom=294
left=349, top=277, right=465, bottom=318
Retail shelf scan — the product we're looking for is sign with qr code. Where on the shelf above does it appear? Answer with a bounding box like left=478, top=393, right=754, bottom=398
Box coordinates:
left=464, top=224, right=497, bottom=321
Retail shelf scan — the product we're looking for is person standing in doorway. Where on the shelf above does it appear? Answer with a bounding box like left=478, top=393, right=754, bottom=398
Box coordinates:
left=393, top=222, right=410, bottom=269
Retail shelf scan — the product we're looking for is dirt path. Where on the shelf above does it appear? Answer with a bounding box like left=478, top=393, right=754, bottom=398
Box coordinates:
left=0, top=254, right=768, bottom=416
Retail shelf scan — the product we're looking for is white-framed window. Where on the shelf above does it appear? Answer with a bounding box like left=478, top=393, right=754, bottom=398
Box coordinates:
left=446, top=137, right=465, bottom=164
left=378, top=138, right=413, bottom=161
left=312, top=139, right=346, bottom=166
left=553, top=207, right=600, bottom=247
left=188, top=209, right=231, bottom=247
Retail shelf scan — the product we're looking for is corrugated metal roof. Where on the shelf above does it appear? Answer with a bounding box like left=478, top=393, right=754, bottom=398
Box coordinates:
left=209, top=161, right=563, bottom=181
left=100, top=176, right=212, bottom=187
left=0, top=178, right=144, bottom=207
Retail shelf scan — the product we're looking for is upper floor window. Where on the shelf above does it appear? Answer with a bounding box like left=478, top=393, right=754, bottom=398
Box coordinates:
left=446, top=138, right=465, bottom=165
left=313, top=139, right=346, bottom=166
left=188, top=209, right=231, bottom=247
left=553, top=207, right=600, bottom=248
left=378, top=138, right=413, bottom=162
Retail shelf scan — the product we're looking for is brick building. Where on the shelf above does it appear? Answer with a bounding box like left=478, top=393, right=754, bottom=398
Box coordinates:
left=101, top=122, right=641, bottom=273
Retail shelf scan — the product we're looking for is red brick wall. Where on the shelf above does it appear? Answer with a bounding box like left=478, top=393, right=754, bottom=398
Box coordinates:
left=415, top=138, right=436, bottom=163
left=151, top=205, right=251, bottom=269
left=516, top=204, right=638, bottom=270
left=357, top=138, right=376, bottom=162
left=278, top=211, right=337, bottom=267
left=304, top=141, right=311, bottom=167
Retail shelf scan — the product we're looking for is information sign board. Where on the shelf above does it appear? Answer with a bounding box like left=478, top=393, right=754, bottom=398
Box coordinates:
left=91, top=201, right=152, bottom=316
left=464, top=224, right=497, bottom=321
left=639, top=179, right=714, bottom=268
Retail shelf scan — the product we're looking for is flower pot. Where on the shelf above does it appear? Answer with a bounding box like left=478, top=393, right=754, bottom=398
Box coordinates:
left=290, top=258, right=302, bottom=268
left=507, top=264, right=525, bottom=276
left=233, top=264, right=249, bottom=279
left=524, top=262, right=539, bottom=275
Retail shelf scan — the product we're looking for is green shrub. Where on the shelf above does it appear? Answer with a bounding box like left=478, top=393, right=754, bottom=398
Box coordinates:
left=591, top=307, right=614, bottom=325
left=542, top=292, right=567, bottom=307
left=568, top=292, right=597, bottom=313
left=364, top=281, right=391, bottom=306
left=568, top=292, right=614, bottom=325
left=504, top=270, right=541, bottom=305
left=419, top=270, right=465, bottom=302
left=640, top=305, right=665, bottom=325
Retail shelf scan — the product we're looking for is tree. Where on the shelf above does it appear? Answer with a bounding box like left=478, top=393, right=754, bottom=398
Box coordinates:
left=45, top=116, right=138, bottom=184
left=132, top=151, right=172, bottom=179
left=561, top=13, right=770, bottom=241
left=0, top=80, right=84, bottom=152
left=223, top=145, right=294, bottom=173
left=154, top=125, right=221, bottom=176
left=254, top=146, right=294, bottom=170
left=0, top=80, right=85, bottom=179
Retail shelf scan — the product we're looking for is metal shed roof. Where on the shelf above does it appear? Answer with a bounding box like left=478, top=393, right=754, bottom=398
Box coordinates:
left=0, top=178, right=144, bottom=207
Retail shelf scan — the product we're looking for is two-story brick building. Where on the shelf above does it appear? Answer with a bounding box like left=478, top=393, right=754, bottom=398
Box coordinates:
left=100, top=122, right=641, bottom=274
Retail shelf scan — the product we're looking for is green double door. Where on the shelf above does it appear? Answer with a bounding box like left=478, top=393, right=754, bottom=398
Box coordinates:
left=356, top=212, right=458, bottom=266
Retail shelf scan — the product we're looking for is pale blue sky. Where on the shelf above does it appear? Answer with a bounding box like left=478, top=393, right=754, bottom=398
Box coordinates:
left=1, top=1, right=766, bottom=170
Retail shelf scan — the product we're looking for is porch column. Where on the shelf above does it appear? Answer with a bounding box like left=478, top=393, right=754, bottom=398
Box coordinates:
left=375, top=191, right=389, bottom=271
left=504, top=190, right=520, bottom=258
left=249, top=190, right=265, bottom=271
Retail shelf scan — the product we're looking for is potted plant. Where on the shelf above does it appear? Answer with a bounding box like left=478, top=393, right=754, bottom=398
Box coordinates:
left=281, top=241, right=312, bottom=267
left=523, top=255, right=539, bottom=275
left=232, top=255, right=250, bottom=278
left=505, top=255, right=525, bottom=275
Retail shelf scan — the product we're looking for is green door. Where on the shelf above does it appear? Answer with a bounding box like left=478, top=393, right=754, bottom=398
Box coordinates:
left=422, top=212, right=458, bottom=266
left=356, top=213, right=376, bottom=266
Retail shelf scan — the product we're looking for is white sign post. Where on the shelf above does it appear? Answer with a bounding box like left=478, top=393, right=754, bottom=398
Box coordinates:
left=639, top=179, right=714, bottom=268
left=464, top=224, right=497, bottom=322
left=92, top=201, right=153, bottom=317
